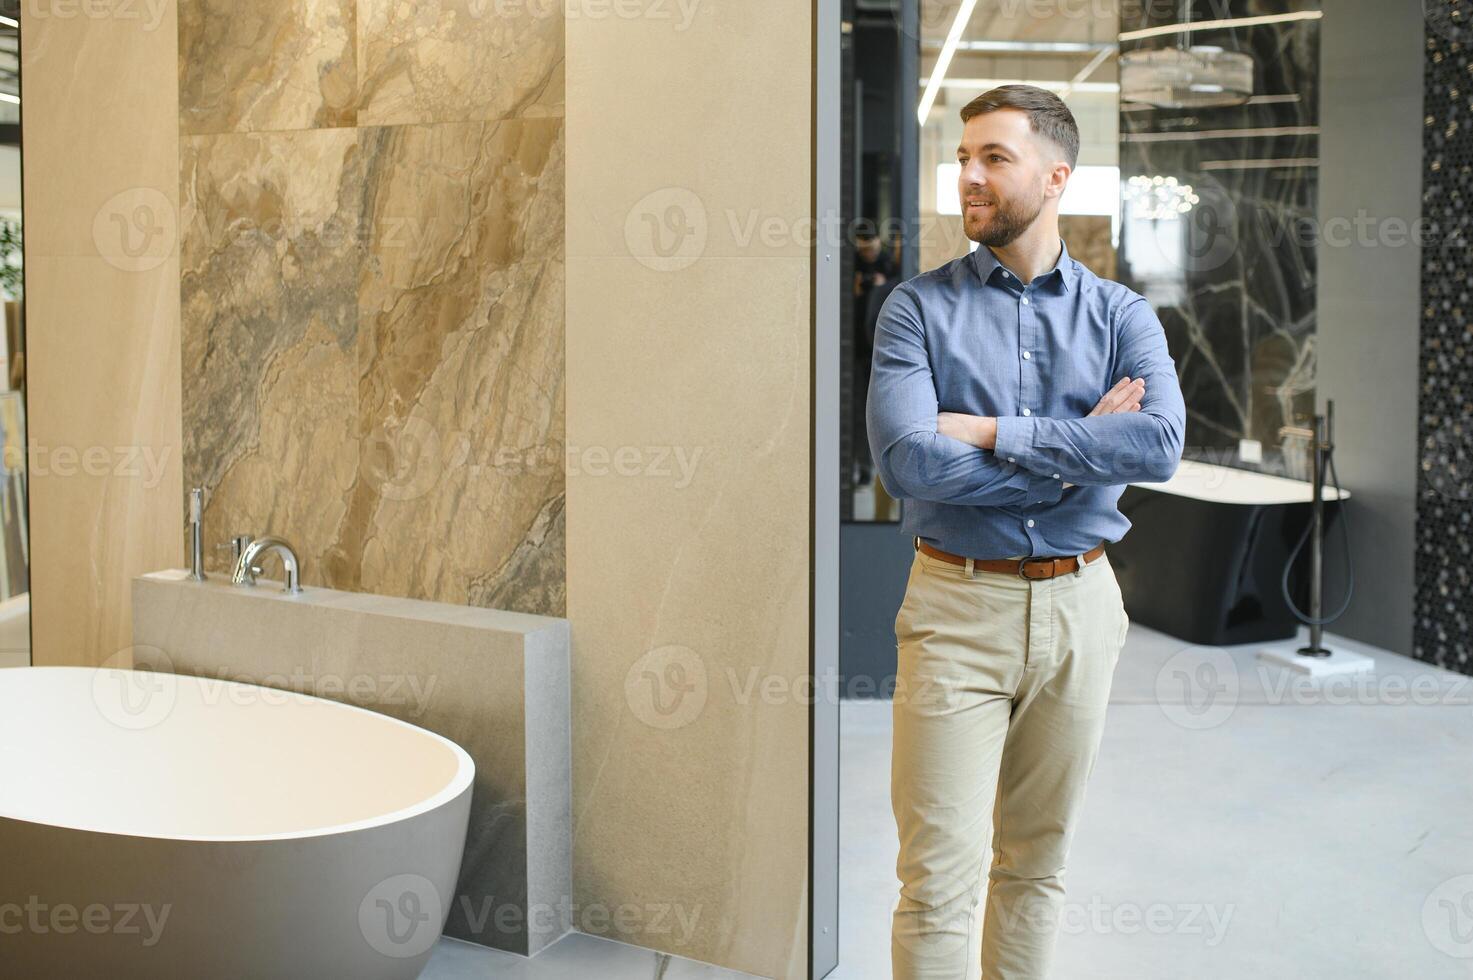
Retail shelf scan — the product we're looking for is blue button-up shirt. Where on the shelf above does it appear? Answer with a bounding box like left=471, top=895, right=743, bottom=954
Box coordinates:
left=865, top=237, right=1185, bottom=559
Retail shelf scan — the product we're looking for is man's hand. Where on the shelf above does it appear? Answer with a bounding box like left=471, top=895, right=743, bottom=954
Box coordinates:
left=1054, top=378, right=1145, bottom=487
left=1090, top=376, right=1146, bottom=416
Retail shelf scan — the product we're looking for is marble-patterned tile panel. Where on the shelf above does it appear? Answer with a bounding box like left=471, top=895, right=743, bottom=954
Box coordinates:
left=180, top=0, right=358, bottom=134
left=180, top=127, right=365, bottom=578
left=340, top=118, right=566, bottom=616
left=356, top=0, right=564, bottom=128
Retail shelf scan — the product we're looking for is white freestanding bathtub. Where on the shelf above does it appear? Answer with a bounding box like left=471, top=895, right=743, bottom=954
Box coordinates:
left=0, top=667, right=474, bottom=979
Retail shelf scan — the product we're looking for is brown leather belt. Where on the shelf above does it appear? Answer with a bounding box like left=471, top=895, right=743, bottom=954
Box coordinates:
left=917, top=538, right=1107, bottom=579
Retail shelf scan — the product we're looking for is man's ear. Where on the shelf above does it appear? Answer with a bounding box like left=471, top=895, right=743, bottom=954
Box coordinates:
left=1046, top=160, right=1071, bottom=200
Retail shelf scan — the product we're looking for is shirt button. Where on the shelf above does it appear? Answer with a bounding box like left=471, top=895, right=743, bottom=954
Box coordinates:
left=1022, top=350, right=1031, bottom=359
left=1052, top=473, right=1061, bottom=479
left=1022, top=408, right=1031, bottom=416
left=1027, top=519, right=1035, bottom=528
left=1021, top=297, right=1030, bottom=305
left=1007, top=456, right=1016, bottom=463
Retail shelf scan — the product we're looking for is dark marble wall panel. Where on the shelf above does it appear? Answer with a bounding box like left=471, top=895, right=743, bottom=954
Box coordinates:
left=179, top=3, right=567, bottom=619
left=1118, top=1, right=1320, bottom=480
left=1416, top=9, right=1473, bottom=674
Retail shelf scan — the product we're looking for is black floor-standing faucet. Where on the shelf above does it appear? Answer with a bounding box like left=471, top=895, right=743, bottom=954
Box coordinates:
left=1299, top=403, right=1332, bottom=657
left=1282, top=399, right=1354, bottom=659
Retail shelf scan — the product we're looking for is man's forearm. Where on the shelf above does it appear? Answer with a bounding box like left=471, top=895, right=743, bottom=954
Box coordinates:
left=936, top=412, right=998, bottom=450
left=994, top=413, right=1181, bottom=485
left=872, top=429, right=1066, bottom=507
left=938, top=413, right=1076, bottom=488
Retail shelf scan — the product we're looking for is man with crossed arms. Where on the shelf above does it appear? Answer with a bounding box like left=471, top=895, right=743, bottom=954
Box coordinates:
left=867, top=84, right=1186, bottom=979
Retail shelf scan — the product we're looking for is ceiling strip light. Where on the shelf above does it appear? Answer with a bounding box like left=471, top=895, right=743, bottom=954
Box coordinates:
left=917, top=0, right=980, bottom=125
left=924, top=77, right=1120, bottom=95
left=1123, top=125, right=1319, bottom=142
left=1059, top=45, right=1117, bottom=99
left=1119, top=10, right=1322, bottom=43
left=1200, top=157, right=1319, bottom=170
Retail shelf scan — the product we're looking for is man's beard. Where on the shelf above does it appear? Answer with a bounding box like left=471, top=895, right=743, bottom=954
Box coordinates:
left=964, top=185, right=1045, bottom=248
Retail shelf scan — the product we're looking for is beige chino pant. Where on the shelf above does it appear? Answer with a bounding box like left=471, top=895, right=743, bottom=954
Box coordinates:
left=890, top=543, right=1130, bottom=980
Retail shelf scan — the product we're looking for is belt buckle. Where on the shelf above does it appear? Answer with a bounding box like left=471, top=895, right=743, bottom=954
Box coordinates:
left=1017, top=557, right=1047, bottom=580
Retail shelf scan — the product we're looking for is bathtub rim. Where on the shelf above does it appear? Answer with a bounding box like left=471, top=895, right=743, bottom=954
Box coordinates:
left=0, top=665, right=476, bottom=845
left=1129, top=458, right=1352, bottom=505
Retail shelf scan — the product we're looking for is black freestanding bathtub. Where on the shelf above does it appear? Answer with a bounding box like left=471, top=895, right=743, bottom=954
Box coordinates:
left=1106, top=459, right=1349, bottom=646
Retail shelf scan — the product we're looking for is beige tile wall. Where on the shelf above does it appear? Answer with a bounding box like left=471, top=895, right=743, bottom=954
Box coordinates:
left=566, top=3, right=813, bottom=976
left=23, top=6, right=184, bottom=665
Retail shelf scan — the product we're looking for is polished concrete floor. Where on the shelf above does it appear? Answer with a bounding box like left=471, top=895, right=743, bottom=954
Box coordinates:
left=831, top=622, right=1473, bottom=980
left=422, top=931, right=760, bottom=978
left=425, top=620, right=1471, bottom=979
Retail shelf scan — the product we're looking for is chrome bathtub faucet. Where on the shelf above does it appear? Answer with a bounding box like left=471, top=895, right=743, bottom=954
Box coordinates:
left=230, top=535, right=304, bottom=595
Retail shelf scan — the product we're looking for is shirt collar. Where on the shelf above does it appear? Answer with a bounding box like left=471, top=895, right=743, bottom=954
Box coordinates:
left=971, top=236, right=1079, bottom=293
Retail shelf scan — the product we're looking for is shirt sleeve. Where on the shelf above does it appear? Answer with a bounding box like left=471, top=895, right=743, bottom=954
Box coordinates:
left=865, top=283, right=1066, bottom=507
left=993, top=296, right=1186, bottom=486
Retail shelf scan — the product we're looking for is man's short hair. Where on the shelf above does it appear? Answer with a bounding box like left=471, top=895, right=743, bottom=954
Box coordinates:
left=959, top=84, right=1080, bottom=170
